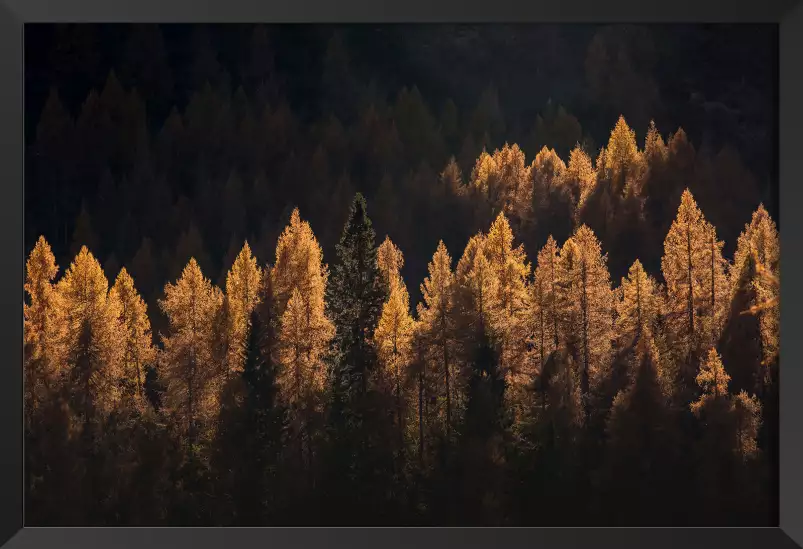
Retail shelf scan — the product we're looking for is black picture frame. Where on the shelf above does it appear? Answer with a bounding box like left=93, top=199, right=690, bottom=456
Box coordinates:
left=3, top=2, right=802, bottom=547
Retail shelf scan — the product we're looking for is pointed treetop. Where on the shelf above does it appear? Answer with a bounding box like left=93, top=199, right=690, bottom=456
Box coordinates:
left=377, top=235, right=405, bottom=292
left=696, top=348, right=730, bottom=398
left=26, top=236, right=59, bottom=288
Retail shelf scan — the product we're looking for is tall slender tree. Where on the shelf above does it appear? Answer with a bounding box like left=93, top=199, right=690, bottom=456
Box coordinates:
left=109, top=267, right=156, bottom=405
left=661, top=189, right=725, bottom=388
left=557, top=225, right=613, bottom=422
left=417, top=241, right=457, bottom=440
left=225, top=241, right=263, bottom=376
left=24, top=237, right=64, bottom=420
left=326, top=193, right=385, bottom=396
left=159, top=258, right=224, bottom=448
left=55, top=246, right=124, bottom=429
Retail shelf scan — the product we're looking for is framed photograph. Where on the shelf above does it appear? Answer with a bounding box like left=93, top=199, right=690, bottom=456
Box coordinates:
left=4, top=2, right=802, bottom=547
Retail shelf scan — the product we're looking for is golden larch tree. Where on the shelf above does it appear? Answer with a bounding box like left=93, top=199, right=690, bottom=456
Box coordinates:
left=272, top=209, right=334, bottom=454
left=691, top=348, right=731, bottom=416
left=55, top=246, right=125, bottom=426
left=732, top=390, right=762, bottom=461
left=492, top=142, right=530, bottom=214
left=374, top=269, right=416, bottom=452
left=530, top=146, right=568, bottom=215
left=484, top=212, right=532, bottom=418
left=159, top=258, right=224, bottom=447
left=557, top=225, right=613, bottom=421
left=604, top=115, right=643, bottom=192
left=24, top=236, right=64, bottom=419
left=272, top=208, right=329, bottom=318
left=531, top=236, right=561, bottom=368
left=565, top=146, right=596, bottom=220
left=615, top=259, right=661, bottom=347
left=644, top=120, right=668, bottom=164
left=377, top=235, right=405, bottom=295
left=661, top=189, right=727, bottom=378
left=455, top=232, right=500, bottom=340
left=225, top=241, right=263, bottom=375
left=417, top=240, right=458, bottom=439
left=731, top=204, right=779, bottom=370
left=109, top=267, right=156, bottom=405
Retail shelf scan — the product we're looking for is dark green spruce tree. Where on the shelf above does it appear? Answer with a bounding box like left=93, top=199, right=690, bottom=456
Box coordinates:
left=323, top=193, right=397, bottom=524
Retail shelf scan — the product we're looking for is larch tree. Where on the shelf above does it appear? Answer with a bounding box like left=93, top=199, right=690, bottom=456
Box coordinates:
left=55, top=246, right=124, bottom=430
left=225, top=241, right=263, bottom=376
left=453, top=232, right=502, bottom=438
left=484, top=212, right=532, bottom=419
left=272, top=210, right=334, bottom=467
left=529, top=146, right=573, bottom=244
left=530, top=146, right=567, bottom=210
left=374, top=267, right=416, bottom=456
left=691, top=348, right=731, bottom=416
left=417, top=240, right=458, bottom=440
left=690, top=348, right=762, bottom=520
left=532, top=236, right=561, bottom=364
left=720, top=250, right=764, bottom=397
left=730, top=204, right=779, bottom=375
left=377, top=235, right=405, bottom=298
left=732, top=390, right=762, bottom=461
left=109, top=267, right=156, bottom=406
left=604, top=115, right=641, bottom=192
left=615, top=260, right=660, bottom=347
left=491, top=142, right=530, bottom=215
left=24, top=237, right=64, bottom=420
left=159, top=258, right=224, bottom=448
left=565, top=146, right=596, bottom=222
left=661, top=189, right=726, bottom=386
left=557, top=225, right=613, bottom=422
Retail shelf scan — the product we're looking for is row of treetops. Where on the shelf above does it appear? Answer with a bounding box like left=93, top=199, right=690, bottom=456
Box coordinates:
left=24, top=174, right=778, bottom=450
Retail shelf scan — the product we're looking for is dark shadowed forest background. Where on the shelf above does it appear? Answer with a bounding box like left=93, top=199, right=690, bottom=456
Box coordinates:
left=23, top=24, right=779, bottom=526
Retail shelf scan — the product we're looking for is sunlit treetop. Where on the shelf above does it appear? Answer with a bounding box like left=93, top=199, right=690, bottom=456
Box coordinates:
left=226, top=241, right=263, bottom=321
left=485, top=211, right=530, bottom=309
left=733, top=203, right=779, bottom=276
left=374, top=268, right=415, bottom=384
left=616, top=259, right=660, bottom=345
left=566, top=146, right=595, bottom=198
left=272, top=207, right=328, bottom=317
left=696, top=348, right=731, bottom=400
left=644, top=120, right=668, bottom=162
left=377, top=235, right=405, bottom=292
left=470, top=149, right=498, bottom=195
left=418, top=240, right=454, bottom=324
left=109, top=267, right=157, bottom=399
left=57, top=246, right=112, bottom=323
left=24, top=236, right=63, bottom=371
left=25, top=236, right=59, bottom=296
left=605, top=115, right=639, bottom=167
left=159, top=257, right=224, bottom=335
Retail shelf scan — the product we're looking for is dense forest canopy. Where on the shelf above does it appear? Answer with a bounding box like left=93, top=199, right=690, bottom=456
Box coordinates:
left=24, top=23, right=779, bottom=527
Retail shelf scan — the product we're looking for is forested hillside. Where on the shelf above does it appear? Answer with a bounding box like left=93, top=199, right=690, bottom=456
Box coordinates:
left=24, top=24, right=778, bottom=526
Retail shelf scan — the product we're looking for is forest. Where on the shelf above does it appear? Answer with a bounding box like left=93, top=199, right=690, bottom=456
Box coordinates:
left=24, top=24, right=779, bottom=526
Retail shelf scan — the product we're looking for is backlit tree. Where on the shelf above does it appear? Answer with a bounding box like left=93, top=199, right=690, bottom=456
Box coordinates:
left=557, top=225, right=613, bottom=421
left=55, top=246, right=124, bottom=427
left=109, top=267, right=156, bottom=404
left=159, top=258, right=224, bottom=447
left=417, top=240, right=458, bottom=439
left=24, top=237, right=64, bottom=419
left=661, top=189, right=726, bottom=384
left=225, top=241, right=263, bottom=375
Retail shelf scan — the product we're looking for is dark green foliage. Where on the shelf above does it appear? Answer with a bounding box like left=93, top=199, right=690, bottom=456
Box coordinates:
left=326, top=193, right=386, bottom=396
